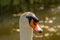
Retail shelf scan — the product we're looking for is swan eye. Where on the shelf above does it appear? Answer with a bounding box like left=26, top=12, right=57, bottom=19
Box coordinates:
left=33, top=17, right=39, bottom=23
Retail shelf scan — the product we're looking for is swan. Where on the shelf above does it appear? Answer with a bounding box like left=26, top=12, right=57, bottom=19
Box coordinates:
left=19, top=12, right=43, bottom=40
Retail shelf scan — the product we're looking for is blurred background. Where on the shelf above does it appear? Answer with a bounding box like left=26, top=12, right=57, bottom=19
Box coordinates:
left=0, top=0, right=60, bottom=40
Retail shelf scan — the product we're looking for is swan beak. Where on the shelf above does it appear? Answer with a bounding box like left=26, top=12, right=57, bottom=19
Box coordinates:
left=30, top=19, right=43, bottom=33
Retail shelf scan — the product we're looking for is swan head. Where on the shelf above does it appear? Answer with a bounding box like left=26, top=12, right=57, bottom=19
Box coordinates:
left=20, top=12, right=43, bottom=33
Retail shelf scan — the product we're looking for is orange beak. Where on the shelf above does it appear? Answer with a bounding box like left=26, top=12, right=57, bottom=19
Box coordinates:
left=30, top=19, right=43, bottom=33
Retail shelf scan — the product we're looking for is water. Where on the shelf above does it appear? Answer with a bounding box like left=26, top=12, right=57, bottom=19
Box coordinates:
left=0, top=11, right=60, bottom=40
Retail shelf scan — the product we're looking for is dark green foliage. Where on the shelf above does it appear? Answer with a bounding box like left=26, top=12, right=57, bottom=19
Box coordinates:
left=0, top=0, right=60, bottom=15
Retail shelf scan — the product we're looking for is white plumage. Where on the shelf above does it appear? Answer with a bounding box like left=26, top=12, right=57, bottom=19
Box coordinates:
left=19, top=12, right=43, bottom=40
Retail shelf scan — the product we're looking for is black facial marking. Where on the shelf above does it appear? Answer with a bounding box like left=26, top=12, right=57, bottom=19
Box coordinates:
left=26, top=16, right=39, bottom=24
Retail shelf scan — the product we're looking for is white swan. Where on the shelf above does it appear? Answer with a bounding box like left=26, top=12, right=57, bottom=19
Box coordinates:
left=19, top=12, right=43, bottom=40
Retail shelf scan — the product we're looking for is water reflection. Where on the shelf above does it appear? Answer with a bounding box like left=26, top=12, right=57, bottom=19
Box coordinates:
left=56, top=32, right=60, bottom=35
left=47, top=27, right=57, bottom=32
left=0, top=13, right=60, bottom=40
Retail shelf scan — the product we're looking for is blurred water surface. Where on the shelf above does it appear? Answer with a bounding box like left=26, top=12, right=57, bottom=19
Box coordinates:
left=0, top=10, right=60, bottom=40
